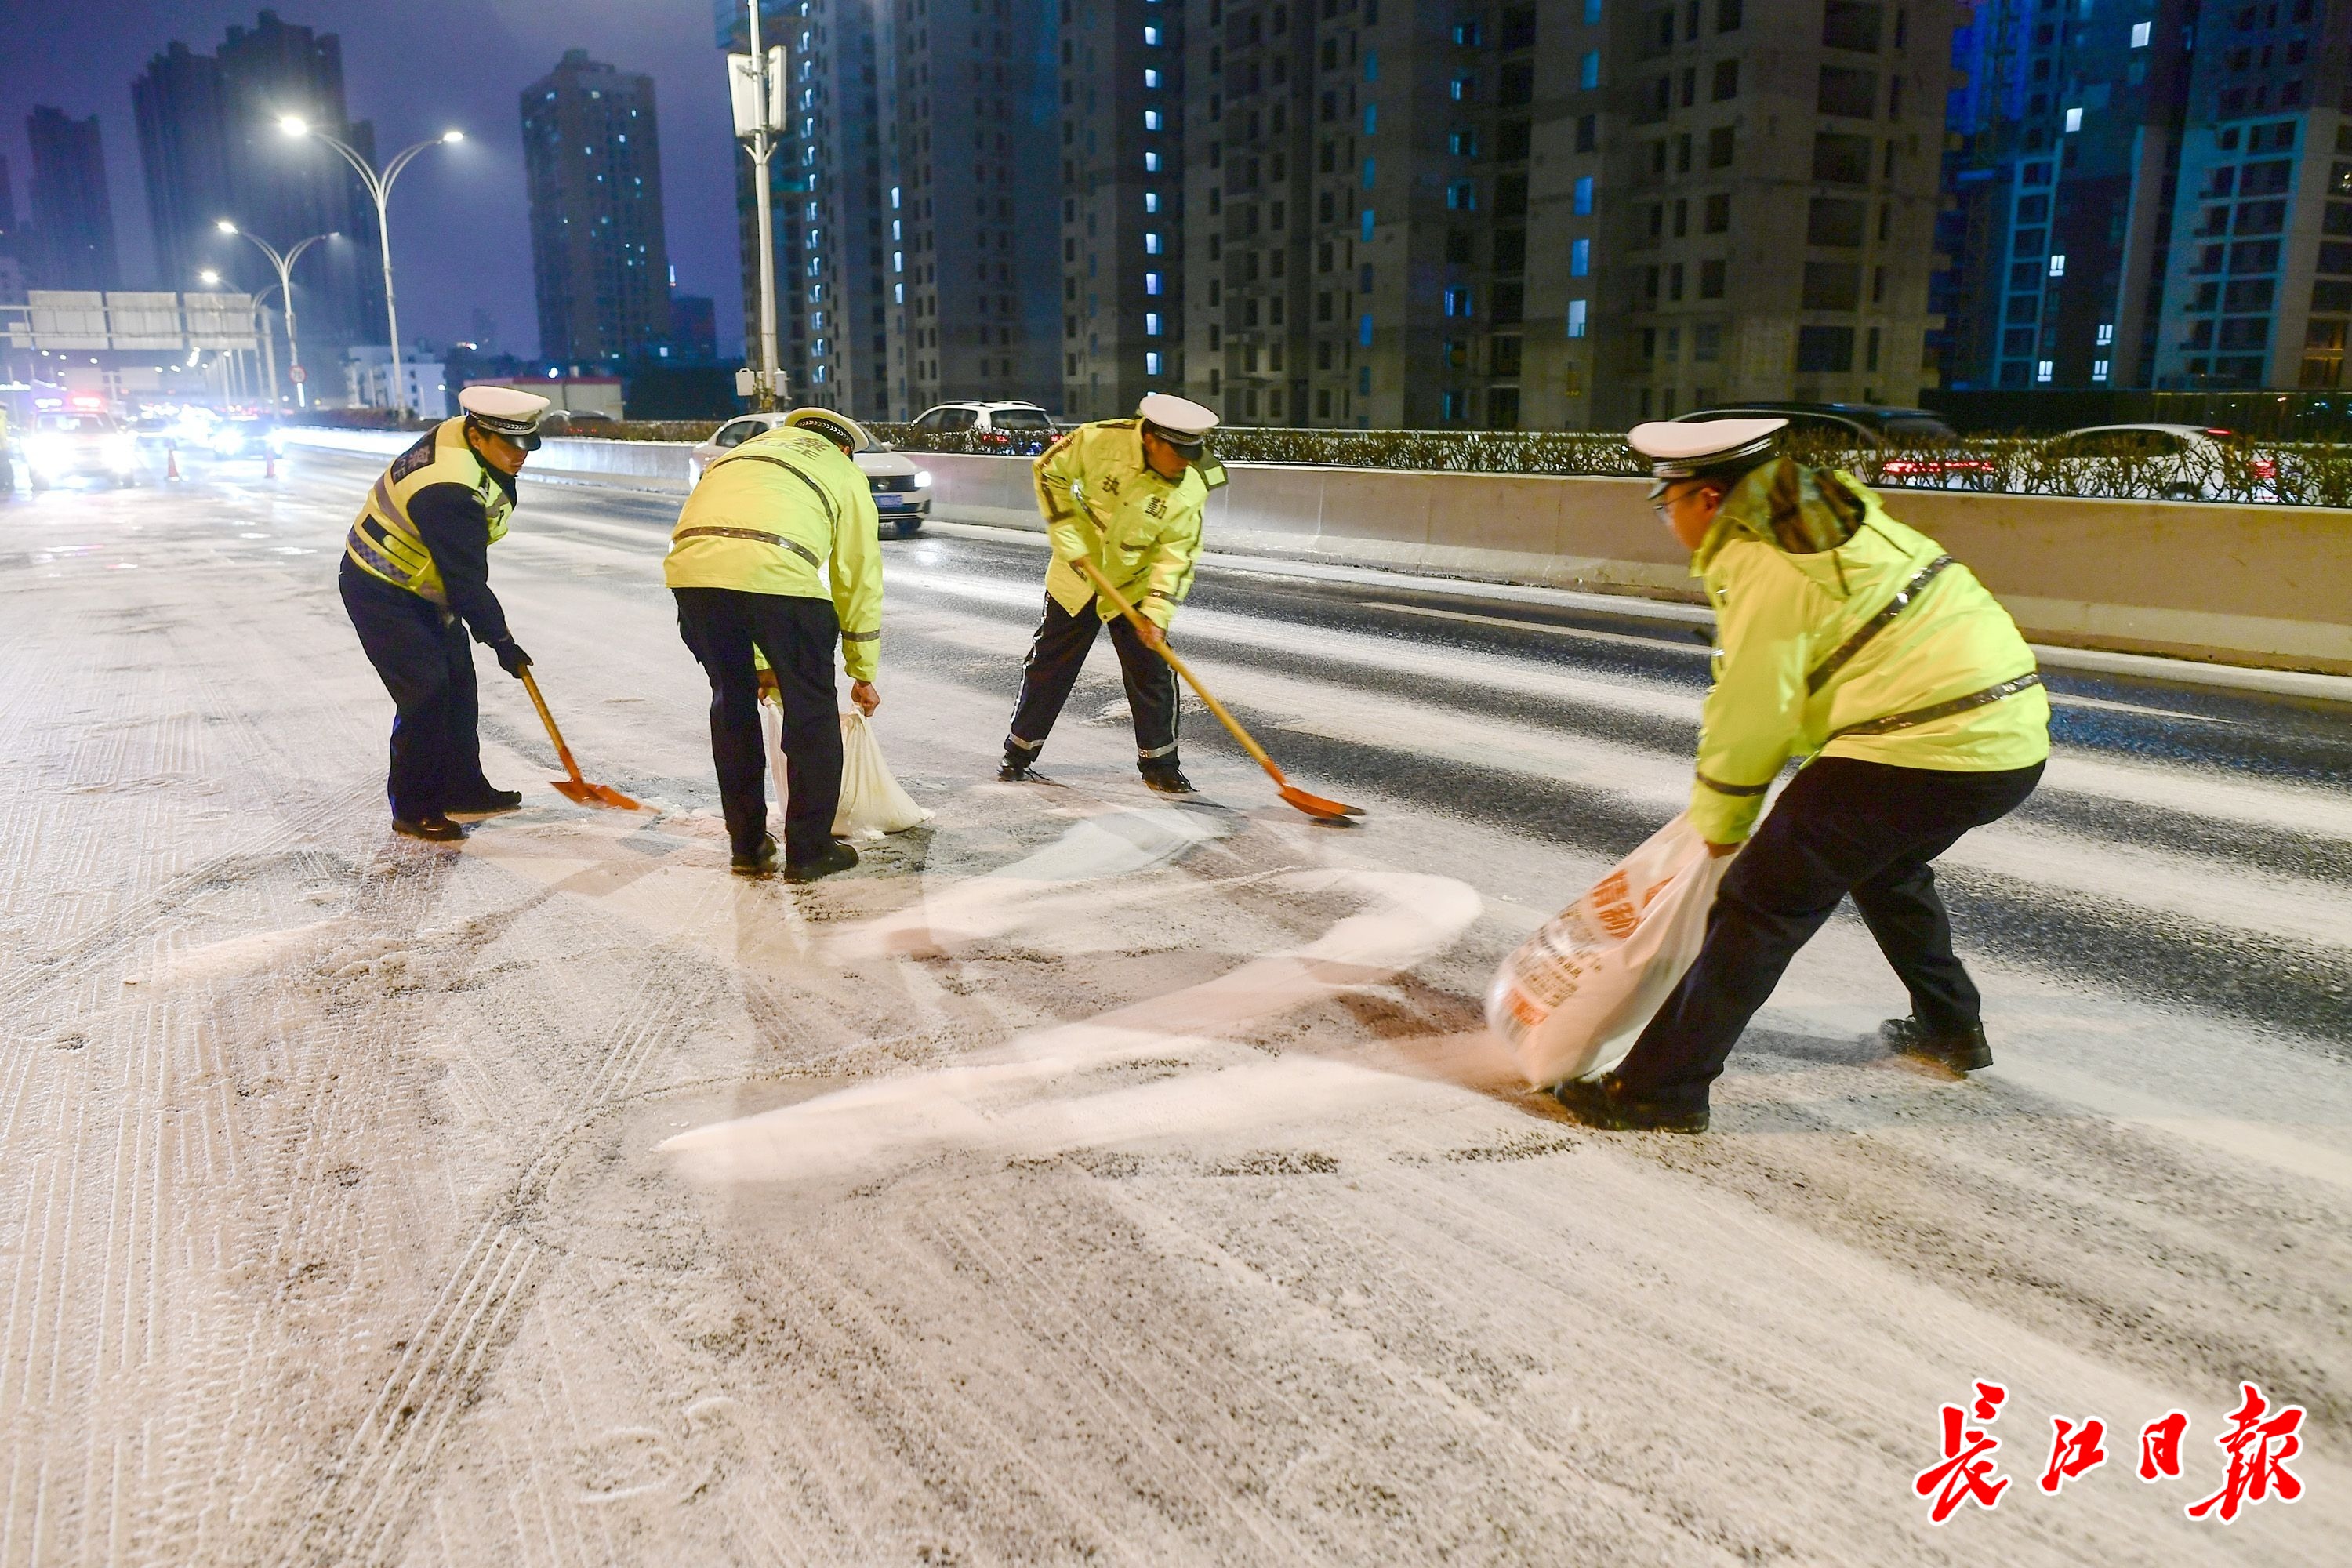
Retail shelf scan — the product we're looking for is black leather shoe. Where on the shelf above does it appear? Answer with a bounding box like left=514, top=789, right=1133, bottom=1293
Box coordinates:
left=998, top=760, right=1048, bottom=782
left=1550, top=1076, right=1710, bottom=1133
left=392, top=815, right=466, bottom=843
left=784, top=840, right=859, bottom=883
left=1881, top=1017, right=1993, bottom=1073
left=1140, top=767, right=1197, bottom=795
left=731, top=835, right=780, bottom=877
left=445, top=786, right=524, bottom=815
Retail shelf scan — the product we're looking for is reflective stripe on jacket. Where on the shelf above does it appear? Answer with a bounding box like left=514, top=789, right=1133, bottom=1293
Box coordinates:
left=1690, top=460, right=2051, bottom=844
left=1034, top=419, right=1207, bottom=629
left=663, top=425, right=884, bottom=681
left=343, top=419, right=511, bottom=604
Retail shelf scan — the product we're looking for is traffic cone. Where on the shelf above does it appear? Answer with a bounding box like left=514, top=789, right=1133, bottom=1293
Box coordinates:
left=166, top=446, right=180, bottom=481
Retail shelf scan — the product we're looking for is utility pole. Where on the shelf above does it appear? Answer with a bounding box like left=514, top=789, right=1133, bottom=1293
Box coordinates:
left=731, top=7, right=787, bottom=411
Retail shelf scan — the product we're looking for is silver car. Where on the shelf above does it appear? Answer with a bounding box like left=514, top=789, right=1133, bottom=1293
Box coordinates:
left=688, top=413, right=935, bottom=537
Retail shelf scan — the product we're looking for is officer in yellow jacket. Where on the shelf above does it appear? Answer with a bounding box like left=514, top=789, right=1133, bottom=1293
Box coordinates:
left=1001, top=393, right=1221, bottom=793
left=666, top=407, right=883, bottom=880
left=340, top=385, right=550, bottom=841
left=1553, top=418, right=2051, bottom=1133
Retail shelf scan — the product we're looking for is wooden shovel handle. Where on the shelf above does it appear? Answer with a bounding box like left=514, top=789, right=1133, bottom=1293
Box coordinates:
left=519, top=669, right=588, bottom=786
left=1073, top=557, right=1287, bottom=784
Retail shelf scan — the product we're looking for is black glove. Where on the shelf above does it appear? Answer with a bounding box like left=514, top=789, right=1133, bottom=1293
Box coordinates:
left=492, top=637, right=532, bottom=677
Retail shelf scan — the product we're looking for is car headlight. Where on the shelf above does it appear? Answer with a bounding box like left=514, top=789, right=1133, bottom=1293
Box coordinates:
left=27, top=434, right=68, bottom=470
left=913, top=469, right=932, bottom=488
left=210, top=428, right=243, bottom=454
left=108, top=435, right=138, bottom=466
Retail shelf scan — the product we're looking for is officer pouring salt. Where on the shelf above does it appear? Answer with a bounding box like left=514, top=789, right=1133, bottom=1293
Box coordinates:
left=1000, top=393, right=1222, bottom=793
left=340, top=385, right=550, bottom=842
left=1550, top=417, right=2052, bottom=1134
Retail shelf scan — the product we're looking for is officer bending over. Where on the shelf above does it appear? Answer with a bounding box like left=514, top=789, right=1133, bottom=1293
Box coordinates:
left=1001, top=393, right=1221, bottom=793
left=1553, top=418, right=2051, bottom=1134
left=666, top=407, right=882, bottom=880
left=340, top=386, right=550, bottom=841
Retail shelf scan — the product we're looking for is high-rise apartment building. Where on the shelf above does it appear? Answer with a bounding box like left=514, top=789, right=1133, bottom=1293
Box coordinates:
left=521, top=51, right=674, bottom=363
left=1062, top=0, right=1185, bottom=419
left=25, top=107, right=120, bottom=292
left=132, top=13, right=383, bottom=361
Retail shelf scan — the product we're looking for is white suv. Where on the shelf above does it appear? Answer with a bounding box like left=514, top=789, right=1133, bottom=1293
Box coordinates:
left=907, top=401, right=1058, bottom=448
left=688, top=412, right=935, bottom=537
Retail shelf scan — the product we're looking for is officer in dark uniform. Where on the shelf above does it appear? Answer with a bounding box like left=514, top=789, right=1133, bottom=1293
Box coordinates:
left=339, top=385, right=550, bottom=841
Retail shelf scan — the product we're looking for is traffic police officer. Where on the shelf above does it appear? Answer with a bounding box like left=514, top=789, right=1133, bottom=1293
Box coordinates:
left=1001, top=392, right=1221, bottom=793
left=1553, top=417, right=2052, bottom=1133
left=340, top=385, right=550, bottom=841
left=666, top=406, right=883, bottom=881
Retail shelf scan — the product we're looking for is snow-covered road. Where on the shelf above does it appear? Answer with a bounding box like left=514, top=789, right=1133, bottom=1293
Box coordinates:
left=2, top=450, right=2345, bottom=1565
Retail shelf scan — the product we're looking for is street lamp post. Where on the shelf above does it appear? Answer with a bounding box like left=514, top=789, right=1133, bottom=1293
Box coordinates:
left=279, top=116, right=462, bottom=420
left=730, top=7, right=787, bottom=410
left=196, top=269, right=244, bottom=402
left=216, top=220, right=332, bottom=410
left=249, top=281, right=285, bottom=409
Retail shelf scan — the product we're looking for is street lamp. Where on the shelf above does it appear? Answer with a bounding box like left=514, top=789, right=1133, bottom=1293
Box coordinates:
left=728, top=9, right=787, bottom=410
left=216, top=219, right=332, bottom=409
left=278, top=114, right=463, bottom=419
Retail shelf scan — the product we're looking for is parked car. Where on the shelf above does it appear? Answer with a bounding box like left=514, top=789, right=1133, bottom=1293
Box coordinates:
left=23, top=409, right=139, bottom=488
left=907, top=401, right=1058, bottom=451
left=1672, top=401, right=1961, bottom=447
left=687, top=412, right=935, bottom=537
left=2042, top=423, right=2277, bottom=499
left=537, top=408, right=615, bottom=436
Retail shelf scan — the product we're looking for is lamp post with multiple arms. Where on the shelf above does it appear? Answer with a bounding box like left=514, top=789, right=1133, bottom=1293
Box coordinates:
left=729, top=5, right=786, bottom=410
left=278, top=116, right=463, bottom=419
left=215, top=220, right=332, bottom=409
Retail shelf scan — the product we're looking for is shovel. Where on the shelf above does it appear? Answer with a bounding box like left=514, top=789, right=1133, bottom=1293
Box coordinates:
left=1076, top=557, right=1363, bottom=822
left=518, top=668, right=642, bottom=810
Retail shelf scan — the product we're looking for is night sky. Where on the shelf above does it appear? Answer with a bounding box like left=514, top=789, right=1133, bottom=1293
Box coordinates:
left=0, top=0, right=746, bottom=358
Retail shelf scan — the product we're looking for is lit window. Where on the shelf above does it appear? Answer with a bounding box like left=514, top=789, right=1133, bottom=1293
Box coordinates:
left=1144, top=24, right=1160, bottom=44
left=2131, top=20, right=2151, bottom=45
left=891, top=185, right=901, bottom=209
left=1363, top=103, right=1377, bottom=135
left=1568, top=299, right=1588, bottom=338
left=1144, top=109, right=1161, bottom=130
left=1144, top=151, right=1160, bottom=172
left=1446, top=180, right=1475, bottom=209
left=1444, top=286, right=1472, bottom=317
left=1145, top=312, right=1163, bottom=336
left=1359, top=314, right=1374, bottom=347
left=1145, top=191, right=1160, bottom=212
left=1144, top=68, right=1160, bottom=88
left=1360, top=208, right=1374, bottom=241
left=2092, top=359, right=2111, bottom=381
left=1145, top=231, right=1163, bottom=254
left=893, top=251, right=903, bottom=272
left=2049, top=253, right=2067, bottom=277
left=1450, top=75, right=1471, bottom=101
left=2036, top=360, right=2054, bottom=383
left=2063, top=106, right=2082, bottom=132
left=1145, top=271, right=1163, bottom=295
left=1571, top=238, right=1592, bottom=276
left=1362, top=157, right=1376, bottom=189
left=1146, top=350, right=1163, bottom=374
left=1581, top=51, right=1600, bottom=90
left=895, top=283, right=904, bottom=303
left=1574, top=176, right=1595, bottom=215
left=2096, top=322, right=2114, bottom=345
left=1585, top=0, right=1602, bottom=19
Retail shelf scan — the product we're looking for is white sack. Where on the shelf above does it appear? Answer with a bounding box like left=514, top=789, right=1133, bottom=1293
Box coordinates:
left=762, top=702, right=934, bottom=838
left=1486, top=812, right=1734, bottom=1087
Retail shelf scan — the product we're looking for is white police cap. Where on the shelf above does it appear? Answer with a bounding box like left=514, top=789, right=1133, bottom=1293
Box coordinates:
left=1627, top=416, right=1787, bottom=481
left=783, top=405, right=870, bottom=451
left=1138, top=392, right=1219, bottom=451
left=459, top=384, right=553, bottom=448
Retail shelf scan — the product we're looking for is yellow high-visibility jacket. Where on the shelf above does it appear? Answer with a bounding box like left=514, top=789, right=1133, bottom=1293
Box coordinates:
left=1034, top=419, right=1207, bottom=629
left=344, top=417, right=513, bottom=606
left=1689, top=460, right=2051, bottom=844
left=663, top=425, right=884, bottom=681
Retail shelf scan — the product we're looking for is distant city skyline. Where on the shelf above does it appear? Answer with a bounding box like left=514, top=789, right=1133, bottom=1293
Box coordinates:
left=0, top=0, right=744, bottom=359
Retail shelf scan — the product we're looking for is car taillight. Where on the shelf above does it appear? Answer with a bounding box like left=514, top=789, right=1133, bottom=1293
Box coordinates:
left=2253, top=458, right=2277, bottom=479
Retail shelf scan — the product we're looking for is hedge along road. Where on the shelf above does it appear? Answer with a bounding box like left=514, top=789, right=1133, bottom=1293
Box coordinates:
left=0, top=445, right=2346, bottom=1566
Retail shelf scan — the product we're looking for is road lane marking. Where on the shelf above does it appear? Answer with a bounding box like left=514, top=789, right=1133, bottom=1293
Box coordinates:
left=1355, top=600, right=1709, bottom=655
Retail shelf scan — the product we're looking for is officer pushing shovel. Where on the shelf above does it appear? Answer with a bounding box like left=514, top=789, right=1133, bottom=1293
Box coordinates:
left=340, top=385, right=550, bottom=842
left=1000, top=393, right=1222, bottom=794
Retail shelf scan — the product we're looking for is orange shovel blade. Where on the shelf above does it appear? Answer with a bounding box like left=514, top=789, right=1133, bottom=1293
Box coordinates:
left=1279, top=782, right=1363, bottom=821
left=553, top=779, right=644, bottom=810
